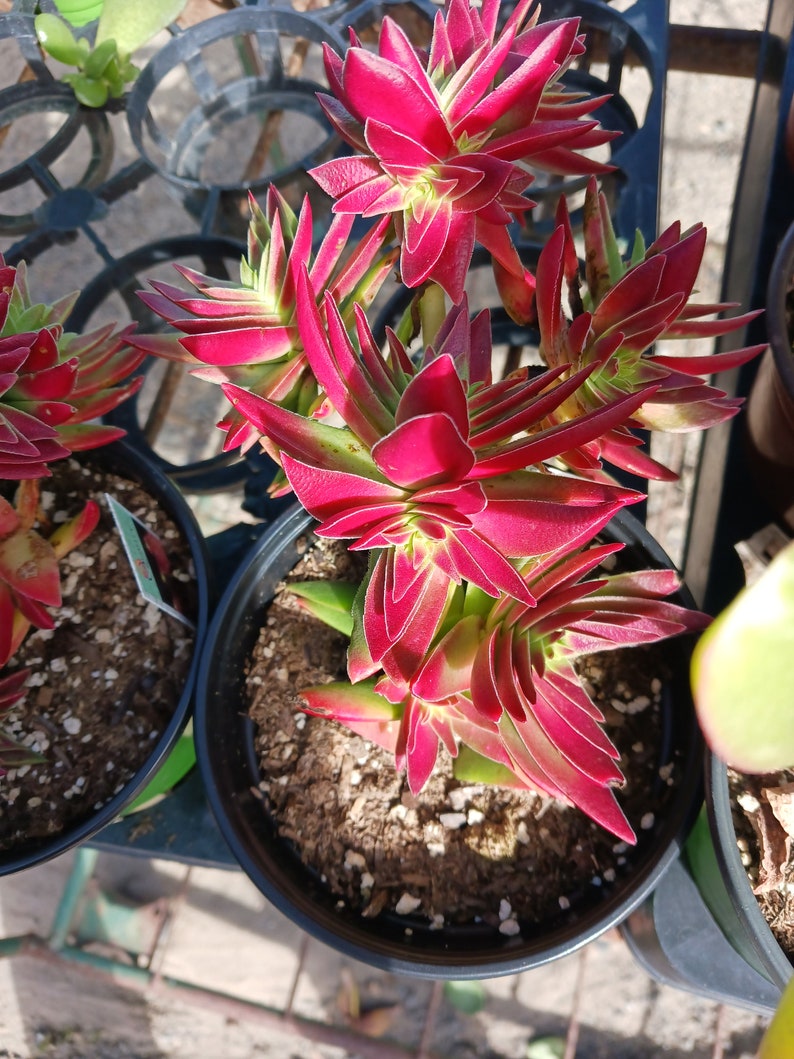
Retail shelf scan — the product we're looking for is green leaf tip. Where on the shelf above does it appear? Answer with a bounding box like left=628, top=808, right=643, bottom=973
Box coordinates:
left=288, top=581, right=357, bottom=637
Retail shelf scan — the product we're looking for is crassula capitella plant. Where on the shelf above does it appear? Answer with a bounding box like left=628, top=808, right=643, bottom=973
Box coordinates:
left=0, top=254, right=145, bottom=769
left=136, top=0, right=763, bottom=843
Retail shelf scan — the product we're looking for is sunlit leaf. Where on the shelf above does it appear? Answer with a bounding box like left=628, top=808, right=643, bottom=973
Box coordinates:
left=52, top=0, right=104, bottom=29
left=760, top=975, right=794, bottom=1059
left=453, top=746, right=519, bottom=787
left=692, top=541, right=794, bottom=771
left=95, top=0, right=187, bottom=54
left=34, top=14, right=85, bottom=65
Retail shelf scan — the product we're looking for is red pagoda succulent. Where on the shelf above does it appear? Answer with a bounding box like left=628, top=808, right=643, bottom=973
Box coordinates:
left=0, top=480, right=99, bottom=668
left=224, top=290, right=651, bottom=678
left=133, top=189, right=397, bottom=462
left=534, top=179, right=765, bottom=480
left=0, top=254, right=145, bottom=765
left=0, top=668, right=42, bottom=776
left=296, top=538, right=709, bottom=842
left=0, top=256, right=144, bottom=479
left=310, top=0, right=614, bottom=301
left=133, top=0, right=765, bottom=844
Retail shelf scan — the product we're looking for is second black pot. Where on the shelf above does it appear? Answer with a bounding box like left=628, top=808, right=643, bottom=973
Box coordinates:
left=0, top=440, right=211, bottom=877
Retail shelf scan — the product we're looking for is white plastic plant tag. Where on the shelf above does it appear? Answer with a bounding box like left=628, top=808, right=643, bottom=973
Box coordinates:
left=105, top=493, right=194, bottom=630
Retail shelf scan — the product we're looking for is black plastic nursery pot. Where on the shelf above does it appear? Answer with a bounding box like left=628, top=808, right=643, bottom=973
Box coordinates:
left=195, top=505, right=704, bottom=978
left=685, top=754, right=793, bottom=993
left=0, top=440, right=211, bottom=876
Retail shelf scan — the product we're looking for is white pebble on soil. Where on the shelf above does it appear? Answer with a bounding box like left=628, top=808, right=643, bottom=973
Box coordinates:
left=498, top=919, right=521, bottom=936
left=395, top=893, right=422, bottom=915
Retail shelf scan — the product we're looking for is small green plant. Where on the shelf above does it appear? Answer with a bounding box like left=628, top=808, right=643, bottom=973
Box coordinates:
left=34, top=0, right=187, bottom=107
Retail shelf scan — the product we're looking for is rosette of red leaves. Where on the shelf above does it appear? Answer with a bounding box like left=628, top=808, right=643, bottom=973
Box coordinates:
left=535, top=179, right=765, bottom=480
left=0, top=257, right=143, bottom=479
left=224, top=284, right=656, bottom=684
left=0, top=480, right=99, bottom=667
left=300, top=541, right=709, bottom=842
left=134, top=190, right=397, bottom=462
left=311, top=0, right=614, bottom=302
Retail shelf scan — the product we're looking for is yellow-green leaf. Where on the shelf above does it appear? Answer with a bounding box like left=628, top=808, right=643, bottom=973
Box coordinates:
left=95, top=0, right=187, bottom=54
left=82, top=38, right=119, bottom=79
left=53, top=0, right=105, bottom=28
left=692, top=541, right=794, bottom=771
left=453, top=746, right=518, bottom=786
left=35, top=14, right=85, bottom=65
left=759, top=976, right=794, bottom=1058
left=62, top=72, right=108, bottom=108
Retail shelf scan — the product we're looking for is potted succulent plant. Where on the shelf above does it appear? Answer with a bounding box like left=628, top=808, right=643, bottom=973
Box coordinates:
left=134, top=0, right=763, bottom=973
left=0, top=253, right=209, bottom=875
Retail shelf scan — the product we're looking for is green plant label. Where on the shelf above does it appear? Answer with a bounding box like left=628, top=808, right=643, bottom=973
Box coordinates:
left=104, top=493, right=194, bottom=629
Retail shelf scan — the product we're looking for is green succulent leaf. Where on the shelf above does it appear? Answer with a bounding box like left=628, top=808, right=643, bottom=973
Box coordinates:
left=122, top=722, right=196, bottom=815
left=443, top=981, right=486, bottom=1015
left=102, top=57, right=127, bottom=98
left=692, top=540, right=794, bottom=771
left=288, top=581, right=357, bottom=637
left=453, top=746, right=521, bottom=787
left=95, top=0, right=187, bottom=54
left=34, top=14, right=85, bottom=65
left=82, top=37, right=119, bottom=79
left=118, top=58, right=140, bottom=83
left=62, top=72, right=108, bottom=108
left=53, top=0, right=105, bottom=28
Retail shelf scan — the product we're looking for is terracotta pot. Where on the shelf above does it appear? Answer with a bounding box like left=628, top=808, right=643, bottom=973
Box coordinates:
left=194, top=505, right=703, bottom=978
left=746, top=220, right=794, bottom=530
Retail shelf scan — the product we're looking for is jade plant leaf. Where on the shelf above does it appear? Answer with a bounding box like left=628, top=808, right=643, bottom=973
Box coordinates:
left=34, top=14, right=88, bottom=65
left=53, top=0, right=105, bottom=28
left=692, top=540, right=794, bottom=771
left=95, top=0, right=187, bottom=55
